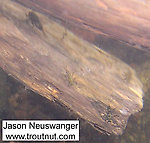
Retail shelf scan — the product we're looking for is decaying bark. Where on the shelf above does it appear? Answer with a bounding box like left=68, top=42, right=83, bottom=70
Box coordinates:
left=0, top=0, right=143, bottom=135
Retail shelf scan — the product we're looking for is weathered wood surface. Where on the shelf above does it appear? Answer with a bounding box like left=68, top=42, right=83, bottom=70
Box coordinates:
left=0, top=0, right=143, bottom=135
left=15, top=0, right=150, bottom=53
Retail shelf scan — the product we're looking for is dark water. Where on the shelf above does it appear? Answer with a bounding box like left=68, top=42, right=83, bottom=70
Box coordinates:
left=0, top=38, right=150, bottom=143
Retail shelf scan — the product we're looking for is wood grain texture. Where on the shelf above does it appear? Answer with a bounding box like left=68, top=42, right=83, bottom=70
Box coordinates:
left=0, top=0, right=143, bottom=135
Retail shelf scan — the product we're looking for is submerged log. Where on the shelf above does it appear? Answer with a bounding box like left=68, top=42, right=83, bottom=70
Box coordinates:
left=0, top=0, right=143, bottom=135
left=15, top=0, right=150, bottom=53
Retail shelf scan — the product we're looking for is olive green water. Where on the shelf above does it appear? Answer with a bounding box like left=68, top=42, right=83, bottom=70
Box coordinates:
left=0, top=38, right=150, bottom=143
